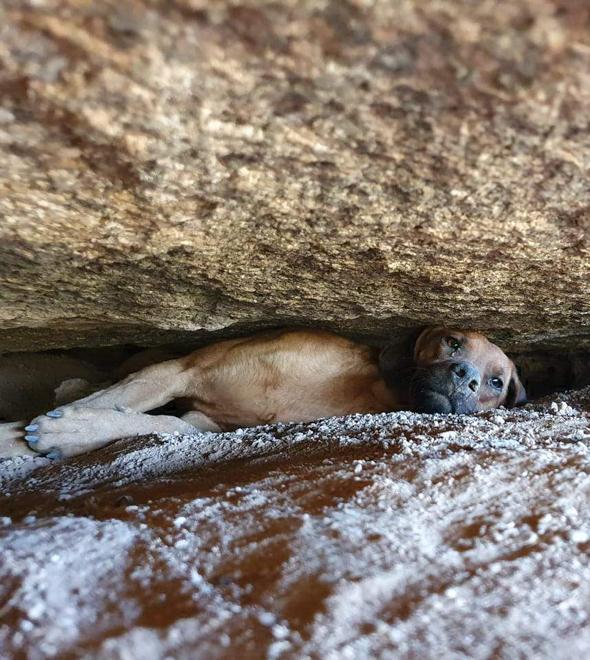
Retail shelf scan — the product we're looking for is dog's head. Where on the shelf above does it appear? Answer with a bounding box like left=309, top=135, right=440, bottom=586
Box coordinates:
left=398, top=326, right=526, bottom=414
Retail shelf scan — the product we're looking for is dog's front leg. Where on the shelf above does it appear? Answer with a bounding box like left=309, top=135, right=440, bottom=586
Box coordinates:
left=49, top=359, right=193, bottom=413
left=22, top=358, right=197, bottom=457
left=22, top=409, right=206, bottom=458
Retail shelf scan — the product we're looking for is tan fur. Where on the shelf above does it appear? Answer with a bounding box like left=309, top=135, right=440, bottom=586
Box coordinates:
left=177, top=329, right=398, bottom=430
left=1, top=327, right=522, bottom=459
left=413, top=326, right=525, bottom=410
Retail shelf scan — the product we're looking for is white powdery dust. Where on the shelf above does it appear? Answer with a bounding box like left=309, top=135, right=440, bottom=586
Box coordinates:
left=0, top=518, right=139, bottom=658
left=2, top=387, right=590, bottom=499
left=0, top=386, right=589, bottom=657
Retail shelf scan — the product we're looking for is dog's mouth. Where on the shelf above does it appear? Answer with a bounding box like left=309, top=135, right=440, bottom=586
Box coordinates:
left=412, top=388, right=453, bottom=414
left=410, top=369, right=481, bottom=414
left=412, top=388, right=479, bottom=415
left=408, top=362, right=484, bottom=415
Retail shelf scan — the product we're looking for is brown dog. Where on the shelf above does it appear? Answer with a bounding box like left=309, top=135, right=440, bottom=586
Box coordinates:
left=1, top=327, right=525, bottom=459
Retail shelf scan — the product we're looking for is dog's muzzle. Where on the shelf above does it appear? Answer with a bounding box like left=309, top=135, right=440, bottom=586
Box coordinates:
left=410, top=360, right=481, bottom=414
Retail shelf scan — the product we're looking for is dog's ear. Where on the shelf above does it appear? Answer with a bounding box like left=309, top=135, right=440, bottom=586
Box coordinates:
left=505, top=365, right=527, bottom=408
left=379, top=345, right=404, bottom=375
left=413, top=326, right=438, bottom=357
left=379, top=334, right=418, bottom=389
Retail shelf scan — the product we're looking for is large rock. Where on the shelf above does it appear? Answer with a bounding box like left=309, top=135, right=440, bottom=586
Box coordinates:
left=1, top=0, right=589, bottom=352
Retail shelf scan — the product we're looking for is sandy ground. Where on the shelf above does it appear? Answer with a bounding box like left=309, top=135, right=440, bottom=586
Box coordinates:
left=1, top=387, right=590, bottom=658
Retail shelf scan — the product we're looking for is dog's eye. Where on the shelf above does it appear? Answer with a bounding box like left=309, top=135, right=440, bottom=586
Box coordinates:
left=489, top=377, right=503, bottom=389
left=446, top=337, right=461, bottom=352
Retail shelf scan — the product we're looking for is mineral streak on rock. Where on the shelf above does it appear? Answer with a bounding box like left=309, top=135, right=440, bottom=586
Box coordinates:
left=0, top=0, right=589, bottom=352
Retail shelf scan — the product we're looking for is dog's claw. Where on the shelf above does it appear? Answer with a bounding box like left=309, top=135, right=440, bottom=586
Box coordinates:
left=45, top=449, right=63, bottom=460
left=46, top=410, right=63, bottom=418
left=24, top=424, right=39, bottom=432
left=24, top=434, right=39, bottom=444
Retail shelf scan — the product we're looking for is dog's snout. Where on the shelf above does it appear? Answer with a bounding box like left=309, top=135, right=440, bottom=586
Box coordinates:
left=450, top=362, right=480, bottom=393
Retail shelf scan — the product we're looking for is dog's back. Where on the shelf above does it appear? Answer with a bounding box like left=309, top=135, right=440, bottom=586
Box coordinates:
left=179, top=329, right=399, bottom=429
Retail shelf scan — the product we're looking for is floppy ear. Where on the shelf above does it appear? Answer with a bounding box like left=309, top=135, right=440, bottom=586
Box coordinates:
left=412, top=326, right=443, bottom=360
left=378, top=334, right=419, bottom=390
left=505, top=365, right=527, bottom=408
left=379, top=344, right=400, bottom=374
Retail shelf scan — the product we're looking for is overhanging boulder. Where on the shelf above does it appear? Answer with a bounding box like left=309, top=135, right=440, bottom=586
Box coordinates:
left=0, top=0, right=589, bottom=352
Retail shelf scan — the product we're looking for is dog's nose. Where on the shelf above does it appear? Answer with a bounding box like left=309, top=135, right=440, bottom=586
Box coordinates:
left=450, top=362, right=480, bottom=393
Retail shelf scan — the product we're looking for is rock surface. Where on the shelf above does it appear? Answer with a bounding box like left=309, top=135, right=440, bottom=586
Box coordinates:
left=1, top=0, right=590, bottom=352
left=1, top=387, right=590, bottom=657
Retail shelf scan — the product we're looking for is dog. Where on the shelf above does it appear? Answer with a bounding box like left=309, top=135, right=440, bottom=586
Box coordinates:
left=0, top=327, right=525, bottom=459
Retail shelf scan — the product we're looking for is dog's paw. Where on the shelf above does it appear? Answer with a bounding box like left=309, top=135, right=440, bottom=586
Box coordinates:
left=0, top=421, right=36, bottom=458
left=26, top=407, right=124, bottom=458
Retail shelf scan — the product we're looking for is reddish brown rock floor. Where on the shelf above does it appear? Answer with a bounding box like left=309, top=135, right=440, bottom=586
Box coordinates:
left=1, top=388, right=590, bottom=658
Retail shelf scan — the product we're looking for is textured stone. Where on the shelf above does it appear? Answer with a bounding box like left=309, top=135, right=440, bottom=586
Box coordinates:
left=2, top=388, right=590, bottom=656
left=0, top=0, right=589, bottom=352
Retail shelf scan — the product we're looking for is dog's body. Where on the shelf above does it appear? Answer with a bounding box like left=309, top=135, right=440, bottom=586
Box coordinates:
left=0, top=327, right=525, bottom=459
left=177, top=329, right=398, bottom=429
